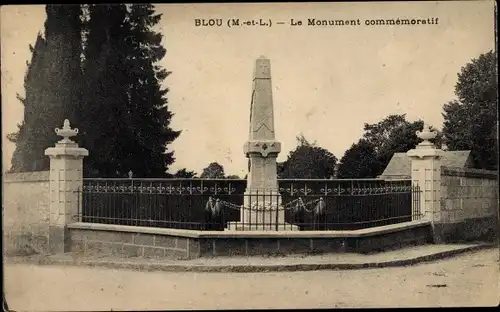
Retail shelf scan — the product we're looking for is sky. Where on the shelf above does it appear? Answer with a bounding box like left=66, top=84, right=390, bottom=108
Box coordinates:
left=1, top=1, right=496, bottom=177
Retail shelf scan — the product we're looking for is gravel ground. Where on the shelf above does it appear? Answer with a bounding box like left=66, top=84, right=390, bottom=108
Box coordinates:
left=4, top=248, right=499, bottom=310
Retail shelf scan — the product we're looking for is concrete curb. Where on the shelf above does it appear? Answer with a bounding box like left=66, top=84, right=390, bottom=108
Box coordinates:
left=6, top=244, right=495, bottom=273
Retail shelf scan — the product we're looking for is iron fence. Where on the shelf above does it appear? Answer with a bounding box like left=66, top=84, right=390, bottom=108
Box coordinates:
left=278, top=179, right=422, bottom=230
left=78, top=178, right=422, bottom=231
left=79, top=178, right=245, bottom=230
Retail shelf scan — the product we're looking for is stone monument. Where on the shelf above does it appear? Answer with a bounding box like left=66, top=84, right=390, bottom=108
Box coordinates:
left=227, top=56, right=298, bottom=231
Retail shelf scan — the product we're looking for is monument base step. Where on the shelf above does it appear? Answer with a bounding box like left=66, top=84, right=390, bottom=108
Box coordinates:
left=225, top=222, right=300, bottom=231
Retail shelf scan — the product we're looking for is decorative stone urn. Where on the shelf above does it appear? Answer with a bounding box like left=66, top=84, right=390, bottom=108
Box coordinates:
left=55, top=119, right=79, bottom=144
left=415, top=123, right=437, bottom=148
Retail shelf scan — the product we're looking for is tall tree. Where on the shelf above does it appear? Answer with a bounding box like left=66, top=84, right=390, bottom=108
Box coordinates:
left=79, top=4, right=128, bottom=177
left=337, top=139, right=381, bottom=178
left=8, top=5, right=83, bottom=172
left=279, top=134, right=337, bottom=179
left=442, top=51, right=497, bottom=170
left=340, top=115, right=442, bottom=178
left=80, top=4, right=180, bottom=177
left=200, top=162, right=225, bottom=179
left=363, top=115, right=408, bottom=154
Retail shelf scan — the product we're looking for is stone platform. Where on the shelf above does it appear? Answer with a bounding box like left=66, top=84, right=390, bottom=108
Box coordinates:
left=225, top=222, right=299, bottom=231
left=66, top=220, right=434, bottom=260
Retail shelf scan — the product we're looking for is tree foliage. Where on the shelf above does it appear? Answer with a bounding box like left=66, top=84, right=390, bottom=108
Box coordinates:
left=278, top=134, right=337, bottom=179
left=172, top=168, right=197, bottom=178
left=80, top=4, right=180, bottom=177
left=337, top=139, right=381, bottom=178
left=338, top=114, right=442, bottom=178
left=9, top=4, right=180, bottom=177
left=442, top=50, right=497, bottom=170
left=8, top=5, right=82, bottom=172
left=200, top=162, right=225, bottom=179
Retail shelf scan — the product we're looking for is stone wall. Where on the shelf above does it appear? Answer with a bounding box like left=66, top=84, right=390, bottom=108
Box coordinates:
left=3, top=171, right=51, bottom=255
left=198, top=224, right=431, bottom=256
left=67, top=220, right=432, bottom=259
left=68, top=223, right=198, bottom=259
left=438, top=166, right=499, bottom=242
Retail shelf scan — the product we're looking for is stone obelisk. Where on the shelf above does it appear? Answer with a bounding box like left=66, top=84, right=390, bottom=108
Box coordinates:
left=227, top=56, right=298, bottom=231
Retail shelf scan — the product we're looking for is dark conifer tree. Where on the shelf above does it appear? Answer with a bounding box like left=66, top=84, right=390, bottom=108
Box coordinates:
left=9, top=5, right=83, bottom=172
left=79, top=4, right=131, bottom=177
left=121, top=4, right=180, bottom=177
left=81, top=4, right=180, bottom=177
left=10, top=4, right=180, bottom=177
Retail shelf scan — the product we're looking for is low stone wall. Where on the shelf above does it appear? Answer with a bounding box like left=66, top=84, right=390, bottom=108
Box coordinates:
left=438, top=167, right=499, bottom=243
left=67, top=220, right=432, bottom=259
left=3, top=171, right=51, bottom=256
left=67, top=224, right=196, bottom=259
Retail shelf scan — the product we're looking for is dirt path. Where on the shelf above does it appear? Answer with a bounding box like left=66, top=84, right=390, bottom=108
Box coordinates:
left=5, top=249, right=499, bottom=310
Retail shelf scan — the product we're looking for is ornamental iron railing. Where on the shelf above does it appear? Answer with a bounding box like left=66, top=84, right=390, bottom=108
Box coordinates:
left=79, top=178, right=245, bottom=230
left=78, top=178, right=421, bottom=231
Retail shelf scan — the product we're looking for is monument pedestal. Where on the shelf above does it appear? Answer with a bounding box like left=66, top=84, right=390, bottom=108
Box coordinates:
left=226, top=222, right=299, bottom=231
left=226, top=190, right=300, bottom=231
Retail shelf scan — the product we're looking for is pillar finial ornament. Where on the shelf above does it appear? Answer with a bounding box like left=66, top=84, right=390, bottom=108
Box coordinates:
left=416, top=122, right=437, bottom=148
left=55, top=119, right=79, bottom=144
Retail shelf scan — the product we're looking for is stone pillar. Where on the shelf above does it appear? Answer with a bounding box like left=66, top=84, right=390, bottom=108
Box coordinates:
left=44, top=119, right=88, bottom=254
left=407, top=123, right=444, bottom=242
left=227, top=56, right=298, bottom=231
